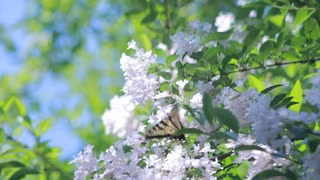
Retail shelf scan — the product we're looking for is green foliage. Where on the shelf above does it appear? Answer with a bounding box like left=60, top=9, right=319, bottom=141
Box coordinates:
left=1, top=0, right=320, bottom=179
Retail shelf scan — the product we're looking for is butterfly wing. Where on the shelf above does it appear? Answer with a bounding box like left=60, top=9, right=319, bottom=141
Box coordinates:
left=145, top=104, right=184, bottom=140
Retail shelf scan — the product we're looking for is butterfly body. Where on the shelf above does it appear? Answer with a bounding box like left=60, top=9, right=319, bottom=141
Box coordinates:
left=145, top=104, right=185, bottom=140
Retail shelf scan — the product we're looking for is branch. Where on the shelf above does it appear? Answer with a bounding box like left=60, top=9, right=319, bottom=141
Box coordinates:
left=234, top=58, right=319, bottom=74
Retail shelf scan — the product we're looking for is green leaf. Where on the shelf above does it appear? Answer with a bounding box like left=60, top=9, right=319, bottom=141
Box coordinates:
left=34, top=119, right=52, bottom=137
left=235, top=145, right=266, bottom=152
left=248, top=75, right=265, bottom=93
left=202, top=92, right=214, bottom=122
left=289, top=80, right=303, bottom=112
left=260, top=84, right=283, bottom=94
left=208, top=131, right=237, bottom=141
left=269, top=94, right=287, bottom=108
left=159, top=71, right=172, bottom=80
left=268, top=9, right=288, bottom=27
left=190, top=52, right=204, bottom=60
left=243, top=29, right=260, bottom=48
left=206, top=28, right=234, bottom=42
left=259, top=40, right=275, bottom=59
left=0, top=128, right=4, bottom=143
left=281, top=51, right=300, bottom=60
left=166, top=54, right=178, bottom=64
left=21, top=116, right=32, bottom=130
left=274, top=96, right=293, bottom=109
left=213, top=107, right=239, bottom=133
left=0, top=161, right=25, bottom=173
left=243, top=2, right=267, bottom=8
left=175, top=128, right=204, bottom=135
left=286, top=101, right=299, bottom=108
left=9, top=168, right=40, bottom=180
left=294, top=8, right=316, bottom=26
left=141, top=11, right=157, bottom=24
left=14, top=98, right=27, bottom=116
left=251, top=169, right=285, bottom=180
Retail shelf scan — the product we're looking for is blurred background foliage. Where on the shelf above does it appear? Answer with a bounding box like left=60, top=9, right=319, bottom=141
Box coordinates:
left=0, top=0, right=319, bottom=179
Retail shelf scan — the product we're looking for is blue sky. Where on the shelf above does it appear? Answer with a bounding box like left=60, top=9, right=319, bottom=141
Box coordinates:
left=0, top=0, right=83, bottom=159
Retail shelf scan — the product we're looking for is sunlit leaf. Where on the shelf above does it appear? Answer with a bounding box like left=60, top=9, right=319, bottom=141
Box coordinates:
left=294, top=8, right=316, bottom=26
left=289, top=80, right=303, bottom=112
left=248, top=75, right=265, bottom=93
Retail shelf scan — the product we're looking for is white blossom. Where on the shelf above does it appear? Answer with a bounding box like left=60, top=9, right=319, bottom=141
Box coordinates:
left=190, top=81, right=216, bottom=109
left=305, top=75, right=320, bottom=110
left=70, top=145, right=100, bottom=180
left=213, top=87, right=258, bottom=127
left=215, top=12, right=234, bottom=32
left=190, top=92, right=203, bottom=109
left=226, top=135, right=290, bottom=179
left=171, top=20, right=212, bottom=59
left=176, top=79, right=188, bottom=98
left=248, top=95, right=291, bottom=150
left=120, top=41, right=159, bottom=105
left=303, top=147, right=320, bottom=180
left=101, top=95, right=139, bottom=138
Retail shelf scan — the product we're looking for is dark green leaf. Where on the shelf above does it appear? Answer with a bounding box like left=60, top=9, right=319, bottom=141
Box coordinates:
left=213, top=107, right=239, bottom=133
left=206, top=28, right=234, bottom=42
left=286, top=101, right=299, bottom=108
left=243, top=29, right=260, bottom=48
left=175, top=128, right=204, bottom=135
left=260, top=84, right=283, bottom=94
left=123, top=145, right=133, bottom=153
left=183, top=105, right=197, bottom=119
left=0, top=161, right=25, bottom=173
left=190, top=52, right=204, bottom=60
left=235, top=145, right=266, bottom=152
left=269, top=94, right=287, bottom=108
left=208, top=131, right=237, bottom=141
left=251, top=169, right=285, bottom=180
left=9, top=168, right=40, bottom=180
left=141, top=11, right=157, bottom=24
left=159, top=71, right=172, bottom=80
left=243, top=2, right=267, bottom=8
left=202, top=92, right=214, bottom=122
left=274, top=96, right=293, bottom=109
left=259, top=40, right=275, bottom=58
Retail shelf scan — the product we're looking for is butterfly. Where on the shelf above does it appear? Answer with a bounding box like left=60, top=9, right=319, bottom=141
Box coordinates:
left=145, top=104, right=185, bottom=140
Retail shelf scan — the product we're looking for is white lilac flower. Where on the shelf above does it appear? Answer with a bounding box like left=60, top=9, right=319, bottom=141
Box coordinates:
left=190, top=92, right=203, bottom=109
left=71, top=133, right=221, bottom=179
left=190, top=81, right=216, bottom=109
left=197, top=81, right=215, bottom=94
left=176, top=80, right=188, bottom=96
left=101, top=95, right=139, bottom=138
left=148, top=105, right=172, bottom=125
left=303, top=146, right=320, bottom=180
left=305, top=75, right=320, bottom=110
left=215, top=12, right=235, bottom=32
left=70, top=145, right=100, bottom=180
left=213, top=87, right=258, bottom=127
left=248, top=95, right=291, bottom=150
left=237, top=0, right=248, bottom=6
left=120, top=41, right=159, bottom=105
left=171, top=20, right=212, bottom=59
left=226, top=134, right=290, bottom=179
